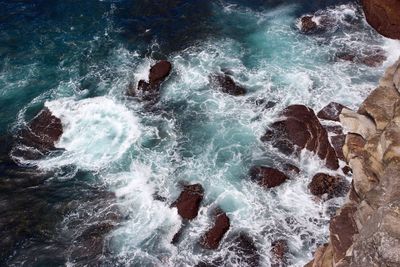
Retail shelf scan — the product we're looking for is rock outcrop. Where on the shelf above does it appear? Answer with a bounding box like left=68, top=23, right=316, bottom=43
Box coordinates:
left=209, top=73, right=246, bottom=96
left=200, top=210, right=230, bottom=249
left=14, top=108, right=63, bottom=159
left=262, top=105, right=339, bottom=170
left=306, top=58, right=400, bottom=267
left=361, top=0, right=400, bottom=39
left=128, top=60, right=172, bottom=101
left=308, top=173, right=349, bottom=199
left=172, top=183, right=204, bottom=220
left=249, top=166, right=289, bottom=189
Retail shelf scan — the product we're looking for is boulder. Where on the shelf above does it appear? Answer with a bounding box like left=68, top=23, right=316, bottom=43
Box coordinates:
left=308, top=173, right=349, bottom=198
left=128, top=60, right=172, bottom=100
left=330, top=134, right=346, bottom=161
left=209, top=73, right=246, bottom=96
left=361, top=0, right=400, bottom=39
left=249, top=166, right=289, bottom=189
left=262, top=105, right=339, bottom=170
left=200, top=210, right=230, bottom=249
left=271, top=239, right=289, bottom=266
left=172, top=184, right=204, bottom=220
left=317, top=102, right=346, bottom=122
left=16, top=108, right=63, bottom=158
left=300, top=16, right=317, bottom=33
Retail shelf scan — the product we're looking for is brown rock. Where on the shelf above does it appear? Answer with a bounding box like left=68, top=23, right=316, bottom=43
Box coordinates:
left=262, top=105, right=339, bottom=170
left=209, top=73, right=246, bottom=96
left=329, top=203, right=358, bottom=263
left=331, top=134, right=346, bottom=161
left=249, top=166, right=289, bottom=188
left=282, top=163, right=300, bottom=175
left=317, top=102, right=347, bottom=122
left=361, top=0, right=400, bottom=39
left=16, top=108, right=63, bottom=158
left=200, top=210, right=230, bottom=249
left=308, top=173, right=349, bottom=198
left=128, top=60, right=172, bottom=100
left=172, top=184, right=204, bottom=220
left=300, top=16, right=317, bottom=33
left=271, top=239, right=289, bottom=265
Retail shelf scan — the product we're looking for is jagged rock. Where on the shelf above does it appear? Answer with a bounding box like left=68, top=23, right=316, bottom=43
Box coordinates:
left=128, top=60, right=172, bottom=100
left=331, top=134, right=346, bottom=161
left=249, top=166, right=289, bottom=189
left=209, top=73, right=246, bottom=96
left=200, top=210, right=230, bottom=249
left=324, top=125, right=343, bottom=135
left=339, top=108, right=376, bottom=140
left=330, top=203, right=358, bottom=263
left=300, top=16, right=317, bottom=33
left=262, top=105, right=339, bottom=170
left=271, top=239, right=289, bottom=266
left=305, top=243, right=334, bottom=267
left=308, top=173, right=349, bottom=198
left=14, top=108, right=63, bottom=159
left=361, top=0, right=400, bottom=39
left=394, top=63, right=400, bottom=91
left=343, top=133, right=366, bottom=161
left=282, top=163, right=300, bottom=175
left=317, top=102, right=347, bottom=122
left=172, top=184, right=204, bottom=220
left=358, top=86, right=400, bottom=131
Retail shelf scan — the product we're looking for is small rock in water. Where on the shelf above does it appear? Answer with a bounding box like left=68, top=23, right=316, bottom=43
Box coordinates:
left=271, top=239, right=289, bottom=266
left=128, top=60, right=172, bottom=101
left=209, top=73, right=246, bottom=96
left=317, top=102, right=347, bottom=122
left=300, top=16, right=318, bottom=33
left=200, top=209, right=230, bottom=249
left=229, top=233, right=260, bottom=266
left=308, top=173, right=349, bottom=198
left=282, top=163, right=300, bottom=175
left=171, top=183, right=204, bottom=220
left=249, top=166, right=289, bottom=188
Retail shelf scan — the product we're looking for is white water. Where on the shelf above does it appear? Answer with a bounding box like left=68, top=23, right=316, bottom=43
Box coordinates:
left=14, top=2, right=400, bottom=267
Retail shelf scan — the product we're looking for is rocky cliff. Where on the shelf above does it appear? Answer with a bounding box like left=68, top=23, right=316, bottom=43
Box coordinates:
left=306, top=2, right=400, bottom=265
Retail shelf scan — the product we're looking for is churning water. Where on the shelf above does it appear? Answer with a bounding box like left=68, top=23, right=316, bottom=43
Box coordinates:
left=1, top=1, right=399, bottom=266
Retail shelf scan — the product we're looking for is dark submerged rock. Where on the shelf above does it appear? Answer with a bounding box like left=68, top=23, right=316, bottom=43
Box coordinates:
left=262, top=105, right=339, bottom=170
left=271, top=239, right=289, bottom=266
left=200, top=210, right=230, bottom=249
left=282, top=163, right=300, bottom=175
left=308, top=173, right=349, bottom=198
left=209, top=73, right=246, bottom=96
left=229, top=233, right=260, bottom=266
left=172, top=184, right=204, bottom=220
left=249, top=166, right=289, bottom=189
left=300, top=16, right=317, bottom=33
left=317, top=102, right=346, bottom=122
left=330, top=134, right=346, bottom=161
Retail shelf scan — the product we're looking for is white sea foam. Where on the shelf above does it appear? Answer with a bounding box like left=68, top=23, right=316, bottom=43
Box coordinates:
left=36, top=96, right=141, bottom=170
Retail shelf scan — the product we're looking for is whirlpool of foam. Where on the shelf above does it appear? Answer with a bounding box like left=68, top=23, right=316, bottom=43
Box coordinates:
left=40, top=96, right=141, bottom=170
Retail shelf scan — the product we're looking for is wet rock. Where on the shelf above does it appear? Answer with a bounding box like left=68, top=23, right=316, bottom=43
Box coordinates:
left=324, top=125, right=343, bottom=135
left=330, top=203, right=358, bottom=263
left=308, top=173, right=349, bottom=198
left=249, top=166, right=289, bottom=189
left=128, top=60, right=172, bottom=100
left=336, top=52, right=356, bottom=62
left=200, top=210, right=230, bottom=249
left=262, top=105, right=339, bottom=170
left=331, top=134, right=346, bottom=161
left=282, top=163, right=300, bottom=175
left=300, top=16, right=317, bottom=33
left=172, top=184, right=204, bottom=220
left=229, top=233, right=260, bottom=267
left=317, top=102, right=346, bottom=122
left=342, top=166, right=352, bottom=176
left=360, top=52, right=387, bottom=67
left=15, top=108, right=63, bottom=159
left=271, top=239, right=289, bottom=266
left=361, top=0, right=400, bottom=39
left=335, top=50, right=387, bottom=67
left=209, top=73, right=246, bottom=96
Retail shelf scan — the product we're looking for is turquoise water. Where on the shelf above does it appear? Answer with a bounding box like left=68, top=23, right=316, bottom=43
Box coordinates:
left=1, top=1, right=399, bottom=266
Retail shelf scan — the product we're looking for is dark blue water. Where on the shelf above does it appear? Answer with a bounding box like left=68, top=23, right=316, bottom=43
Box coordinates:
left=1, top=1, right=398, bottom=266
